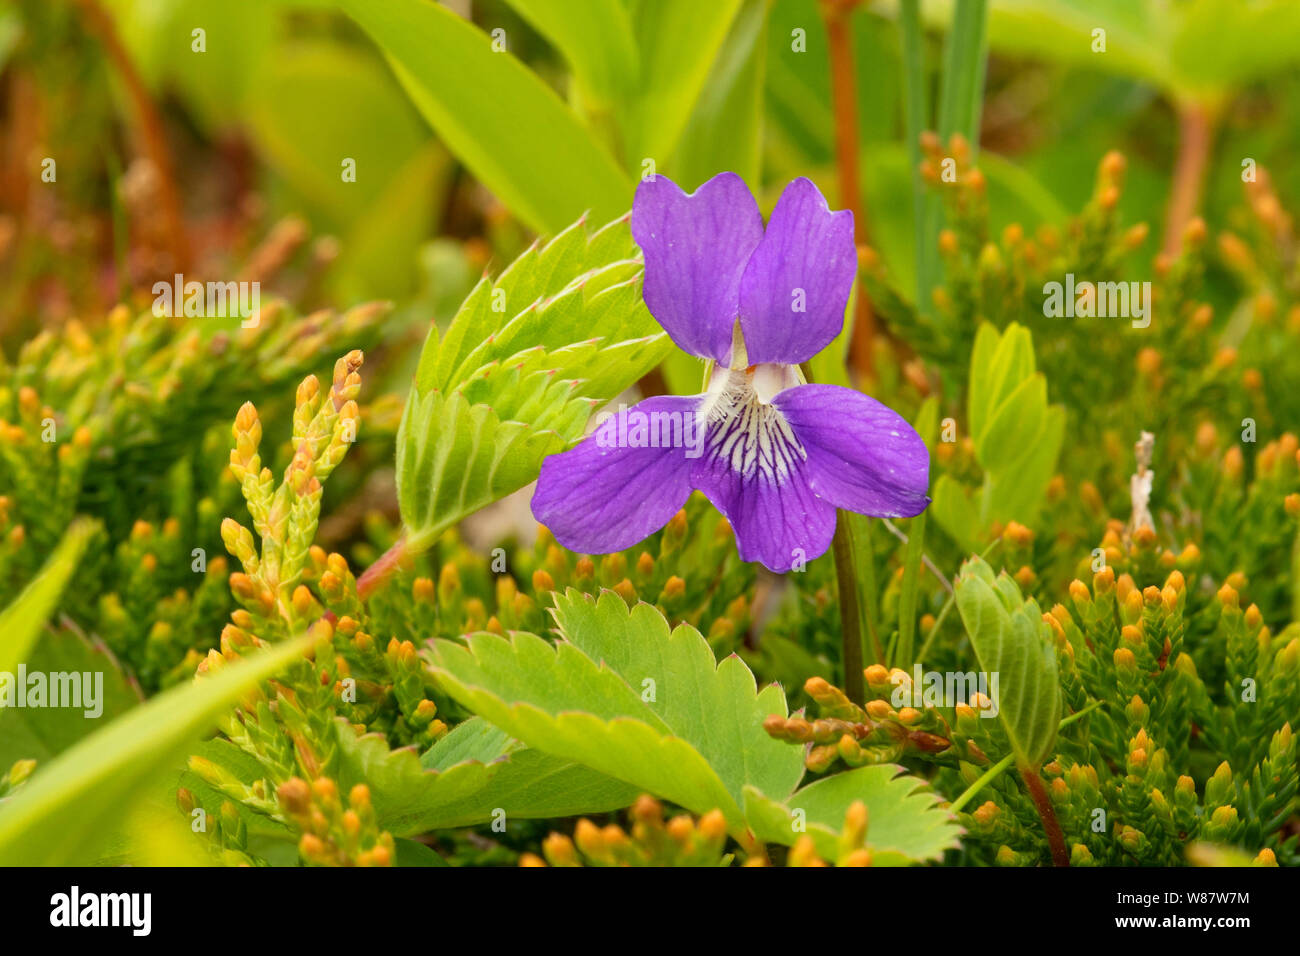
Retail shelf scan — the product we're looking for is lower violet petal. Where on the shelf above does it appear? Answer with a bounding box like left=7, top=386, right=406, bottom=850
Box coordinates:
left=531, top=395, right=701, bottom=554
left=690, top=403, right=837, bottom=573
left=772, top=383, right=931, bottom=518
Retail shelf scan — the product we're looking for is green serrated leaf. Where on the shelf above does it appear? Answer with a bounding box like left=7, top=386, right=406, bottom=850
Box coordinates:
left=397, top=215, right=671, bottom=552
left=425, top=593, right=800, bottom=839
left=330, top=717, right=637, bottom=836
left=954, top=556, right=1061, bottom=771
left=743, top=765, right=962, bottom=865
left=425, top=592, right=946, bottom=862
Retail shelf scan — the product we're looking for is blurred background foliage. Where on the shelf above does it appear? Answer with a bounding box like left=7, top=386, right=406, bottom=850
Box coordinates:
left=3, top=0, right=1300, bottom=866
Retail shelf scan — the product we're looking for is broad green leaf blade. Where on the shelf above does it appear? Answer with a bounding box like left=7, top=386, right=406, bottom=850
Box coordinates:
left=670, top=0, right=768, bottom=188
left=397, top=214, right=670, bottom=551
left=986, top=404, right=1065, bottom=524
left=625, top=0, right=743, bottom=167
left=501, top=0, right=639, bottom=108
left=0, top=517, right=95, bottom=676
left=551, top=590, right=805, bottom=805
left=429, top=632, right=744, bottom=827
left=425, top=593, right=805, bottom=838
left=0, top=627, right=140, bottom=769
left=954, top=556, right=1061, bottom=770
left=243, top=40, right=431, bottom=228
left=930, top=474, right=979, bottom=553
left=977, top=373, right=1046, bottom=467
left=743, top=765, right=962, bottom=865
left=0, top=636, right=311, bottom=865
left=335, top=0, right=629, bottom=234
left=330, top=716, right=639, bottom=835
left=397, top=388, right=576, bottom=551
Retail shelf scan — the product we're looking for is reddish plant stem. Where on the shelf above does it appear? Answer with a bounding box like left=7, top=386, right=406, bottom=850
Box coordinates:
left=77, top=0, right=192, bottom=274
left=1020, top=766, right=1070, bottom=867
left=356, top=537, right=411, bottom=602
left=1162, top=100, right=1217, bottom=257
left=820, top=0, right=878, bottom=380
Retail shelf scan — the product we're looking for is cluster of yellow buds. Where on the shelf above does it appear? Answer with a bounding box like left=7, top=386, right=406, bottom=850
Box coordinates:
left=276, top=778, right=394, bottom=867
left=521, top=795, right=728, bottom=867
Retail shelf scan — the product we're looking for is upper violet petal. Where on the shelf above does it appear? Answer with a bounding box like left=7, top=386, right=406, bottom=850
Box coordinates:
left=531, top=395, right=700, bottom=554
left=737, top=177, right=855, bottom=366
left=631, top=172, right=764, bottom=363
left=772, top=383, right=931, bottom=518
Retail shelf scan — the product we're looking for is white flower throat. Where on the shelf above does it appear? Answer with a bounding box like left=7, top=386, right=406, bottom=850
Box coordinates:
left=697, top=324, right=807, bottom=482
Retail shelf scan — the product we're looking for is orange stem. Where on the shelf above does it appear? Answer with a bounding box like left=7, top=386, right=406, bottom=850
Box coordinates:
left=1162, top=100, right=1217, bottom=256
left=820, top=0, right=877, bottom=380
left=77, top=0, right=192, bottom=274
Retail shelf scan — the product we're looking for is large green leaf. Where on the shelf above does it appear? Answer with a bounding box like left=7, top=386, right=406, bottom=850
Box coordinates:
left=954, top=556, right=1061, bottom=771
left=244, top=40, right=431, bottom=227
left=397, top=214, right=670, bottom=552
left=427, top=591, right=800, bottom=838
left=0, top=627, right=140, bottom=769
left=669, top=0, right=768, bottom=189
left=501, top=0, right=639, bottom=109
left=0, top=636, right=311, bottom=865
left=428, top=591, right=953, bottom=862
left=332, top=716, right=638, bottom=836
left=0, top=517, right=95, bottom=676
left=744, top=766, right=961, bottom=866
left=334, top=0, right=629, bottom=233
left=625, top=0, right=743, bottom=167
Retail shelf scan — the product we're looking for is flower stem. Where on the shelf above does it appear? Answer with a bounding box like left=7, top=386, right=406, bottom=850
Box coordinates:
left=357, top=536, right=410, bottom=602
left=830, top=513, right=866, bottom=705
left=1020, top=766, right=1070, bottom=867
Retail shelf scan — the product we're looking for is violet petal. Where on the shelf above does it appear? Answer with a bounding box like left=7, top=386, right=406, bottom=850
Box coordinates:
left=531, top=395, right=701, bottom=554
left=691, top=413, right=837, bottom=573
left=773, top=383, right=931, bottom=518
left=737, top=177, right=856, bottom=365
left=631, top=172, right=764, bottom=363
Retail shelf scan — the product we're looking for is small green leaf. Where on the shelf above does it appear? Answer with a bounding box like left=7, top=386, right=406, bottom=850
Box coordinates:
left=743, top=765, right=962, bottom=865
left=954, top=556, right=1061, bottom=770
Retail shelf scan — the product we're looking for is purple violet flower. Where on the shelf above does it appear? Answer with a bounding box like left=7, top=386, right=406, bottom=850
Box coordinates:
left=531, top=172, right=930, bottom=573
